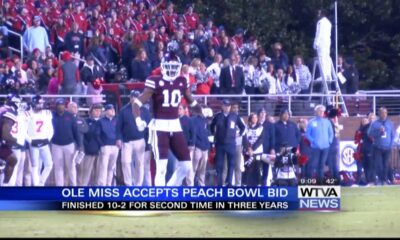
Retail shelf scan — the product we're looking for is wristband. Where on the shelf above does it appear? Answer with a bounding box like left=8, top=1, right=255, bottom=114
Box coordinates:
left=134, top=98, right=143, bottom=108
left=190, top=100, right=198, bottom=107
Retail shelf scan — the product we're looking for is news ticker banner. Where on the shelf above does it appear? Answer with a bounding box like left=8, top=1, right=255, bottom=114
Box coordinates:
left=0, top=186, right=340, bottom=211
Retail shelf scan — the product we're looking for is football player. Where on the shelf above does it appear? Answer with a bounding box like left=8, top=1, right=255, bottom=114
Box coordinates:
left=26, top=95, right=54, bottom=186
left=132, top=51, right=200, bottom=186
left=0, top=94, right=20, bottom=186
left=10, top=100, right=30, bottom=186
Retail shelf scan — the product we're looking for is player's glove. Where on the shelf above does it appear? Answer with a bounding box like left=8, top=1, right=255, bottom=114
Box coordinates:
left=135, top=117, right=147, bottom=131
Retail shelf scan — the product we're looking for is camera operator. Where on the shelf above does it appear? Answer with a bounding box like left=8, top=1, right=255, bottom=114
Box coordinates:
left=273, top=145, right=298, bottom=186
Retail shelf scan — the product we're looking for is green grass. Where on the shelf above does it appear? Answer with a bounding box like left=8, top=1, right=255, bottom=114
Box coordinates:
left=0, top=186, right=399, bottom=238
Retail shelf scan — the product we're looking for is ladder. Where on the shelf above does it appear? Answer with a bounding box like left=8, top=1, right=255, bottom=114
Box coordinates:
left=309, top=57, right=349, bottom=116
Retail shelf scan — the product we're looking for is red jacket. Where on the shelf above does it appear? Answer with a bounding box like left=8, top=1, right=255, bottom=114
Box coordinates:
left=184, top=13, right=199, bottom=31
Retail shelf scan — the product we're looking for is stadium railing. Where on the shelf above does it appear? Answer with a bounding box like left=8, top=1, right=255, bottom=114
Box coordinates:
left=0, top=92, right=399, bottom=117
left=7, top=29, right=23, bottom=60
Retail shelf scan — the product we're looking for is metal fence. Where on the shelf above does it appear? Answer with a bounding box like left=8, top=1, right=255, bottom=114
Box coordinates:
left=7, top=29, right=23, bottom=60
left=1, top=92, right=400, bottom=117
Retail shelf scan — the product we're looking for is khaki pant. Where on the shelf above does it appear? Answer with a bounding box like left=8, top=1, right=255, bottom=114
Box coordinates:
left=77, top=155, right=97, bottom=186
left=52, top=143, right=76, bottom=186
left=23, top=151, right=32, bottom=186
left=121, top=139, right=145, bottom=186
left=143, top=150, right=152, bottom=186
left=192, top=148, right=208, bottom=186
left=97, top=145, right=119, bottom=186
left=185, top=147, right=195, bottom=186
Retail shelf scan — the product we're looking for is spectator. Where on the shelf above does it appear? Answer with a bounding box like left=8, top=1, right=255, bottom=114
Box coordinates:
left=275, top=68, right=285, bottom=94
left=243, top=112, right=264, bottom=186
left=50, top=17, right=68, bottom=56
left=243, top=56, right=258, bottom=94
left=258, top=108, right=276, bottom=186
left=313, top=9, right=333, bottom=82
left=274, top=108, right=300, bottom=150
left=46, top=69, right=59, bottom=95
left=151, top=49, right=164, bottom=69
left=51, top=99, right=81, bottom=186
left=195, top=63, right=214, bottom=95
left=23, top=15, right=50, bottom=54
left=191, top=104, right=211, bottom=186
left=130, top=48, right=152, bottom=82
left=179, top=42, right=193, bottom=66
left=266, top=63, right=277, bottom=94
left=116, top=91, right=151, bottom=186
left=298, top=118, right=311, bottom=178
left=143, top=30, right=157, bottom=64
left=12, top=57, right=28, bottom=85
left=217, top=36, right=231, bottom=60
left=26, top=59, right=40, bottom=87
left=80, top=55, right=104, bottom=105
left=65, top=22, right=85, bottom=56
left=220, top=52, right=245, bottom=94
left=305, top=104, right=334, bottom=184
left=368, top=107, right=395, bottom=185
left=78, top=104, right=102, bottom=186
left=183, top=3, right=199, bottom=31
left=87, top=36, right=108, bottom=66
left=231, top=102, right=246, bottom=186
left=293, top=55, right=312, bottom=95
left=204, top=47, right=217, bottom=67
left=58, top=51, right=80, bottom=95
left=97, top=104, right=119, bottom=186
left=270, top=42, right=289, bottom=71
left=206, top=53, right=222, bottom=94
left=210, top=99, right=246, bottom=186
left=325, top=106, right=341, bottom=184
left=342, top=57, right=359, bottom=94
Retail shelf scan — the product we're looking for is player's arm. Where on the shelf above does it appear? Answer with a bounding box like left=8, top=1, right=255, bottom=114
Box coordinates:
left=183, top=88, right=201, bottom=113
left=2, top=118, right=17, bottom=146
left=132, top=87, right=154, bottom=131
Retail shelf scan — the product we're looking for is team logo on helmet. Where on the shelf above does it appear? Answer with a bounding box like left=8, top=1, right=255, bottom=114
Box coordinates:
left=161, top=52, right=182, bottom=81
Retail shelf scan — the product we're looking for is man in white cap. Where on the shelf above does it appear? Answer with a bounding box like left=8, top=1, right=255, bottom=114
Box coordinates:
left=22, top=15, right=50, bottom=54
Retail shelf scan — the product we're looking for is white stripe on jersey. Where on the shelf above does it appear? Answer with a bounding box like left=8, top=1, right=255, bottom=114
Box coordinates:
left=4, top=112, right=17, bottom=122
left=145, top=79, right=156, bottom=89
left=27, top=110, right=54, bottom=141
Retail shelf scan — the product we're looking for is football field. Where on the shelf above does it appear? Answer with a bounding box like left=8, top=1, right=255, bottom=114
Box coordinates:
left=0, top=186, right=399, bottom=238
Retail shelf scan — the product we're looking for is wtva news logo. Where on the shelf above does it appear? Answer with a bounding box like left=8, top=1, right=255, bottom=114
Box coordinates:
left=298, top=186, right=341, bottom=211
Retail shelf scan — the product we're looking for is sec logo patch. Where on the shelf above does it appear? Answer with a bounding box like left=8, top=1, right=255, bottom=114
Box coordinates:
left=159, top=80, right=164, bottom=86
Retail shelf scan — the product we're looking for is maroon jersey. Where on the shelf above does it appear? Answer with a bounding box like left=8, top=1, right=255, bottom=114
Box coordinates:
left=145, top=75, right=189, bottom=120
left=0, top=106, right=17, bottom=141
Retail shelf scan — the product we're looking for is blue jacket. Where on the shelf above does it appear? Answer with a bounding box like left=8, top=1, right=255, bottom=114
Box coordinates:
left=305, top=117, right=333, bottom=149
left=116, top=103, right=151, bottom=142
left=274, top=120, right=301, bottom=149
left=180, top=115, right=195, bottom=147
left=98, top=116, right=117, bottom=146
left=210, top=111, right=246, bottom=145
left=52, top=111, right=81, bottom=147
left=262, top=121, right=275, bottom=153
left=83, top=118, right=101, bottom=155
left=368, top=118, right=395, bottom=150
left=192, top=115, right=211, bottom=151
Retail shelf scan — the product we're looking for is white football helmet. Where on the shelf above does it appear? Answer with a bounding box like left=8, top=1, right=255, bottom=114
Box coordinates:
left=161, top=52, right=182, bottom=81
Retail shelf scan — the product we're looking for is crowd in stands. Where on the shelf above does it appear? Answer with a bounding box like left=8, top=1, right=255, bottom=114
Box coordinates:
left=0, top=0, right=360, bottom=97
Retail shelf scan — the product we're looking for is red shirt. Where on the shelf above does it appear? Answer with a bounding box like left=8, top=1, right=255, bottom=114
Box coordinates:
left=184, top=13, right=199, bottom=31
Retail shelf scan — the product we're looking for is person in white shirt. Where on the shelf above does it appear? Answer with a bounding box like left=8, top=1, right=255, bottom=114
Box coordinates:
left=26, top=95, right=54, bottom=186
left=9, top=102, right=30, bottom=186
left=313, top=9, right=334, bottom=82
left=23, top=15, right=51, bottom=54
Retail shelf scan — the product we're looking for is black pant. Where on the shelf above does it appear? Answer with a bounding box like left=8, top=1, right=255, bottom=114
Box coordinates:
left=373, top=147, right=391, bottom=183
